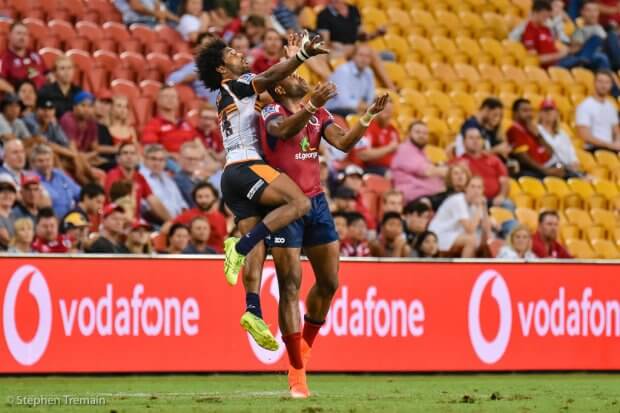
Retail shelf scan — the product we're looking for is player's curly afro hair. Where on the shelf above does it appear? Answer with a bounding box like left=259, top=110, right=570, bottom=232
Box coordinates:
left=195, top=38, right=227, bottom=91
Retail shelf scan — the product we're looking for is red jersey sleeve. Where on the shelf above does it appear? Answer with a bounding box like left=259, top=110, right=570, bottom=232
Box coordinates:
left=0, top=52, right=9, bottom=78
left=141, top=118, right=161, bottom=145
left=261, top=103, right=287, bottom=124
left=506, top=125, right=530, bottom=155
left=521, top=22, right=538, bottom=52
left=136, top=173, right=153, bottom=198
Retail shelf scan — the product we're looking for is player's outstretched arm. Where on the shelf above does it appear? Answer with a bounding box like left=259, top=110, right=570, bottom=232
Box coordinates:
left=267, top=83, right=337, bottom=140
left=253, top=31, right=329, bottom=93
left=323, top=94, right=390, bottom=152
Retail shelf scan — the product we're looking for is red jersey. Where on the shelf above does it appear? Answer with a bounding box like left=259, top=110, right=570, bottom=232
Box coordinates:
left=353, top=120, right=400, bottom=168
left=507, top=122, right=552, bottom=166
left=141, top=115, right=198, bottom=154
left=522, top=21, right=557, bottom=67
left=532, top=231, right=572, bottom=259
left=454, top=153, right=508, bottom=199
left=0, top=48, right=47, bottom=88
left=174, top=208, right=227, bottom=252
left=104, top=167, right=153, bottom=218
left=598, top=0, right=620, bottom=27
left=251, top=50, right=280, bottom=74
left=340, top=239, right=370, bottom=257
left=32, top=235, right=71, bottom=253
left=259, top=103, right=334, bottom=197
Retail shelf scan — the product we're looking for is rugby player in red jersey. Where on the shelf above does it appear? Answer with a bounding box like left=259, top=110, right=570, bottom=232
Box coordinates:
left=259, top=75, right=389, bottom=398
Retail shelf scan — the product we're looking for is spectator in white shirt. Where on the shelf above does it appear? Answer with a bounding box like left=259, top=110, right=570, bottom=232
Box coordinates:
left=139, top=144, right=188, bottom=217
left=537, top=98, right=580, bottom=173
left=496, top=225, right=537, bottom=260
left=177, top=0, right=210, bottom=43
left=576, top=70, right=620, bottom=152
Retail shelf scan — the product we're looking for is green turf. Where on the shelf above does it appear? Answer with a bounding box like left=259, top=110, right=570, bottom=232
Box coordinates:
left=1, top=373, right=619, bottom=412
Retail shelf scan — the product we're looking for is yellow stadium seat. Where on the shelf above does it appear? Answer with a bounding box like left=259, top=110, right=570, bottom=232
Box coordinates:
left=614, top=227, right=620, bottom=245
left=547, top=66, right=574, bottom=90
left=479, top=37, right=505, bottom=65
left=403, top=62, right=442, bottom=91
left=387, top=8, right=412, bottom=35
left=361, top=7, right=388, bottom=30
left=453, top=63, right=491, bottom=92
left=434, top=10, right=462, bottom=36
left=594, top=150, right=620, bottom=170
left=591, top=239, right=620, bottom=259
left=523, top=92, right=544, bottom=109
left=383, top=33, right=409, bottom=62
left=513, top=193, right=534, bottom=209
left=455, top=37, right=492, bottom=65
left=410, top=10, right=436, bottom=34
left=446, top=116, right=464, bottom=134
left=575, top=149, right=597, bottom=172
left=431, top=63, right=468, bottom=91
left=407, top=35, right=443, bottom=65
left=519, top=176, right=559, bottom=210
left=560, top=224, right=581, bottom=243
left=593, top=179, right=620, bottom=201
left=477, top=63, right=505, bottom=90
left=424, top=117, right=450, bottom=146
left=585, top=225, right=607, bottom=243
left=566, top=239, right=596, bottom=259
left=501, top=64, right=528, bottom=86
left=508, top=177, right=522, bottom=197
left=424, top=144, right=448, bottom=164
left=543, top=177, right=581, bottom=209
left=568, top=177, right=608, bottom=208
left=449, top=91, right=477, bottom=116
left=425, top=90, right=452, bottom=114
left=502, top=40, right=528, bottom=62
left=490, top=207, right=515, bottom=225
left=590, top=208, right=618, bottom=232
left=481, top=12, right=508, bottom=39
left=400, top=88, right=428, bottom=109
left=549, top=94, right=573, bottom=121
left=498, top=92, right=518, bottom=111
left=383, top=61, right=407, bottom=88
left=564, top=207, right=593, bottom=231
left=571, top=67, right=595, bottom=93
left=432, top=36, right=468, bottom=64
left=298, top=7, right=318, bottom=30
left=515, top=207, right=538, bottom=234
left=459, top=11, right=486, bottom=37
left=523, top=65, right=551, bottom=90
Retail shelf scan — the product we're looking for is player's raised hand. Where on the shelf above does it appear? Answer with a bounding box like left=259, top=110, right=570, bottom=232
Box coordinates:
left=367, top=94, right=390, bottom=116
left=295, top=31, right=329, bottom=62
left=309, top=82, right=337, bottom=108
left=284, top=32, right=301, bottom=59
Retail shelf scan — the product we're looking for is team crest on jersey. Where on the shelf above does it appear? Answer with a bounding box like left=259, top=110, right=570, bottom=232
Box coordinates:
left=238, top=73, right=255, bottom=84
left=261, top=104, right=280, bottom=120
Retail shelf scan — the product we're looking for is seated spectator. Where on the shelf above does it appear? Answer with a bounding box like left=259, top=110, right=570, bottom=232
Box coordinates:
left=353, top=101, right=399, bottom=176
left=455, top=97, right=509, bottom=158
left=331, top=186, right=357, bottom=213
left=0, top=22, right=47, bottom=92
left=174, top=141, right=210, bottom=206
left=8, top=217, right=34, bottom=253
left=106, top=143, right=170, bottom=221
left=532, top=210, right=572, bottom=258
left=167, top=222, right=190, bottom=254
left=392, top=121, right=447, bottom=203
left=141, top=86, right=199, bottom=159
left=12, top=175, right=43, bottom=222
left=572, top=2, right=620, bottom=70
left=61, top=211, right=90, bottom=252
left=183, top=216, right=217, bottom=254
left=455, top=127, right=513, bottom=210
left=114, top=0, right=178, bottom=27
left=507, top=98, right=566, bottom=179
left=108, top=96, right=137, bottom=146
left=126, top=219, right=153, bottom=254
left=423, top=163, right=472, bottom=210
left=248, top=0, right=287, bottom=34
left=23, top=97, right=70, bottom=149
left=244, top=15, right=268, bottom=48
left=317, top=0, right=394, bottom=90
left=59, top=91, right=99, bottom=155
left=412, top=230, right=440, bottom=258
left=576, top=70, right=620, bottom=151
left=87, top=203, right=129, bottom=253
left=538, top=98, right=581, bottom=173
left=332, top=211, right=348, bottom=240
left=38, top=55, right=82, bottom=119
left=65, top=183, right=105, bottom=234
left=177, top=0, right=210, bottom=42
left=31, top=144, right=81, bottom=218
left=273, top=0, right=302, bottom=33
left=0, top=94, right=31, bottom=140
left=325, top=44, right=375, bottom=117
left=598, top=0, right=620, bottom=27
left=195, top=106, right=225, bottom=172
left=0, top=139, right=30, bottom=188
left=166, top=33, right=219, bottom=103
left=338, top=164, right=375, bottom=231
left=496, top=224, right=537, bottom=259
left=109, top=180, right=136, bottom=223
left=251, top=29, right=283, bottom=73
left=381, top=189, right=404, bottom=215
left=172, top=181, right=227, bottom=251
left=0, top=177, right=17, bottom=249
left=231, top=32, right=251, bottom=57
left=140, top=144, right=188, bottom=217
left=428, top=176, right=493, bottom=258
left=403, top=200, right=432, bottom=248
left=32, top=207, right=72, bottom=253
left=369, top=211, right=410, bottom=257
left=340, top=211, right=370, bottom=257
left=17, top=80, right=36, bottom=117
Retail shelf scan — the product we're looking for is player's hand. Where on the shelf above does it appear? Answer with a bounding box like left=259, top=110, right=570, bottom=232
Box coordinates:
left=301, top=30, right=330, bottom=57
left=284, top=32, right=301, bottom=59
left=367, top=94, right=390, bottom=116
left=309, top=82, right=337, bottom=108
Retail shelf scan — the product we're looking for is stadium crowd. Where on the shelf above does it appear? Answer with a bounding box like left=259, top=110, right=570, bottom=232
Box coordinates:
left=0, top=0, right=619, bottom=258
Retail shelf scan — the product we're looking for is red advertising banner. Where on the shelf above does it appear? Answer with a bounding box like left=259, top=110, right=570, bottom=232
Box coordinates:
left=1, top=257, right=620, bottom=373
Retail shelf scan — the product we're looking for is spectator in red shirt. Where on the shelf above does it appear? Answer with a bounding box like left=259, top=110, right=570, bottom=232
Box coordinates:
left=0, top=22, right=47, bottom=92
left=532, top=210, right=572, bottom=258
left=353, top=101, right=399, bottom=176
left=340, top=211, right=370, bottom=257
left=104, top=142, right=171, bottom=221
left=196, top=105, right=225, bottom=170
left=251, top=29, right=283, bottom=73
left=141, top=86, right=199, bottom=158
left=507, top=98, right=566, bottom=179
left=59, top=91, right=98, bottom=153
left=597, top=0, right=620, bottom=27
left=455, top=127, right=513, bottom=209
left=523, top=0, right=609, bottom=69
left=169, top=181, right=227, bottom=252
left=32, top=207, right=72, bottom=253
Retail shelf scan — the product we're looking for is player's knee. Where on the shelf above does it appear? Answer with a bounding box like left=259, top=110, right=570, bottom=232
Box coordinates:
left=279, top=277, right=300, bottom=302
left=318, top=276, right=339, bottom=298
left=293, top=196, right=311, bottom=218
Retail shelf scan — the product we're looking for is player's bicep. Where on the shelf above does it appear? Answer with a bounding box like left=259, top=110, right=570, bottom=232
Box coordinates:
left=323, top=122, right=346, bottom=148
left=265, top=115, right=286, bottom=138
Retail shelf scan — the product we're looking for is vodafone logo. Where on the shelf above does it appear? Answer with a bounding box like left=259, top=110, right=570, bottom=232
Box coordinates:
left=248, top=267, right=286, bottom=364
left=3, top=265, right=52, bottom=366
left=468, top=270, right=512, bottom=364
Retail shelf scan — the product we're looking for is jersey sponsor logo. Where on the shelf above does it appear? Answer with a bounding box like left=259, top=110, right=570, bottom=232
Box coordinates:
left=274, top=237, right=286, bottom=244
left=246, top=179, right=265, bottom=200
left=261, top=104, right=280, bottom=120
left=295, top=136, right=318, bottom=160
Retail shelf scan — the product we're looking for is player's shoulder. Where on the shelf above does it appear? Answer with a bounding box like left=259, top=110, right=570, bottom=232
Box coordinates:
left=236, top=72, right=256, bottom=85
left=261, top=103, right=285, bottom=120
left=316, top=107, right=334, bottom=122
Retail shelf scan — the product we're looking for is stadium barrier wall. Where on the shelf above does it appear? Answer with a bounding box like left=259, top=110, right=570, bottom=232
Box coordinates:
left=1, top=256, right=620, bottom=373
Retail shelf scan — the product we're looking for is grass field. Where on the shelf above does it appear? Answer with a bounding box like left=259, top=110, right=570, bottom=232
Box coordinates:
left=1, top=373, right=619, bottom=412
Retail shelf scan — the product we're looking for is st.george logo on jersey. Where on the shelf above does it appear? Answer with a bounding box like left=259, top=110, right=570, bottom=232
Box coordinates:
left=296, top=136, right=318, bottom=161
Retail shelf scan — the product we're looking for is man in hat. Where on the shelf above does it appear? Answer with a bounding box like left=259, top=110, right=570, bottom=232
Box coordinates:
left=38, top=54, right=82, bottom=118
left=66, top=183, right=105, bottom=234
left=0, top=176, right=17, bottom=248
left=86, top=203, right=129, bottom=253
left=59, top=91, right=99, bottom=153
left=0, top=94, right=31, bottom=140
left=23, top=96, right=70, bottom=148
left=32, top=207, right=72, bottom=253
left=0, top=22, right=47, bottom=92
left=11, top=174, right=44, bottom=222
left=331, top=186, right=357, bottom=213
left=61, top=210, right=90, bottom=252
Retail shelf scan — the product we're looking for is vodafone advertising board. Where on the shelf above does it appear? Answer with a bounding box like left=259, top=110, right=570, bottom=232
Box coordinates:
left=1, top=257, right=620, bottom=373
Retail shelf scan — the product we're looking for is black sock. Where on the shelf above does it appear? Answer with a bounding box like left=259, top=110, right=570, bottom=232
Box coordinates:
left=236, top=222, right=271, bottom=255
left=245, top=292, right=262, bottom=318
